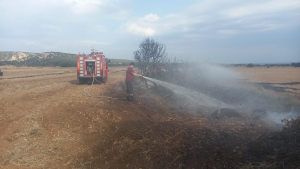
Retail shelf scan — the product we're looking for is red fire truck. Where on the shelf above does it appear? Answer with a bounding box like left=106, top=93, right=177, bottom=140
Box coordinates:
left=77, top=49, right=109, bottom=84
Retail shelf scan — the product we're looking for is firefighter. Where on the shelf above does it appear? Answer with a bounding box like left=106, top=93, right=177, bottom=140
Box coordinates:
left=126, top=62, right=142, bottom=101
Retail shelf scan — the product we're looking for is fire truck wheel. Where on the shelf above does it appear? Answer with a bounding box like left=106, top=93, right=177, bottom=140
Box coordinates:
left=79, top=79, right=86, bottom=84
left=102, top=77, right=107, bottom=83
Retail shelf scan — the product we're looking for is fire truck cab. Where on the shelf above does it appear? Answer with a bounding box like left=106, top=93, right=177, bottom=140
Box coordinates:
left=77, top=49, right=109, bottom=84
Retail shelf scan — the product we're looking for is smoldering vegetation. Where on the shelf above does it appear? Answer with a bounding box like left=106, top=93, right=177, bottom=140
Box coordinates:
left=133, top=38, right=300, bottom=113
left=129, top=38, right=300, bottom=168
left=141, top=61, right=300, bottom=119
left=131, top=60, right=300, bottom=168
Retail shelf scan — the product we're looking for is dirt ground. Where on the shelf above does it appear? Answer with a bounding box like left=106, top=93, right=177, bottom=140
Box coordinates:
left=0, top=66, right=299, bottom=169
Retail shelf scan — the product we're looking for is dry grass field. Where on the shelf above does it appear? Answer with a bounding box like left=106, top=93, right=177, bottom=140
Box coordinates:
left=232, top=66, right=300, bottom=99
left=232, top=66, right=300, bottom=84
left=0, top=66, right=299, bottom=169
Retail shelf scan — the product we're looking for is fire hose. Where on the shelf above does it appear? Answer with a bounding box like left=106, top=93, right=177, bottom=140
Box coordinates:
left=83, top=69, right=125, bottom=100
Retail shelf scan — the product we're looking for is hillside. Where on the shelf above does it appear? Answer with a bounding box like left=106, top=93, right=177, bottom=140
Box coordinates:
left=0, top=51, right=30, bottom=61
left=0, top=51, right=133, bottom=67
left=0, top=51, right=76, bottom=61
left=0, top=51, right=77, bottom=67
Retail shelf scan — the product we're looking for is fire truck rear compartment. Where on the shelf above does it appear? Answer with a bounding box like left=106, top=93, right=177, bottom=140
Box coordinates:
left=86, top=61, right=95, bottom=75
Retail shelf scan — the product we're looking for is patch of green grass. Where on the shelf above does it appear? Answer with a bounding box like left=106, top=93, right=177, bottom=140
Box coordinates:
left=29, top=129, right=38, bottom=136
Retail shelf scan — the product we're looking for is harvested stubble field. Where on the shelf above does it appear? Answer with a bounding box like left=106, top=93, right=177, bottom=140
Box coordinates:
left=0, top=66, right=299, bottom=169
left=231, top=66, right=300, bottom=96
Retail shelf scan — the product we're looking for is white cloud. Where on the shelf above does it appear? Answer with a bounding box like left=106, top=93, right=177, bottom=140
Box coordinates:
left=223, top=0, right=300, bottom=18
left=224, top=7, right=252, bottom=18
left=121, top=13, right=160, bottom=36
left=122, top=13, right=207, bottom=36
left=243, top=22, right=285, bottom=32
left=63, top=0, right=108, bottom=14
left=140, top=13, right=160, bottom=22
left=121, top=0, right=300, bottom=38
left=124, top=23, right=155, bottom=36
left=0, top=0, right=126, bottom=17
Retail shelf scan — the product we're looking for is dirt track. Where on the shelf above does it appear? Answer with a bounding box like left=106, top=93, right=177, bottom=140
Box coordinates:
left=0, top=66, right=299, bottom=169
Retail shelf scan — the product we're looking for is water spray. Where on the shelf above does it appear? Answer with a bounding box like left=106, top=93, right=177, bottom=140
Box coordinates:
left=142, top=76, right=231, bottom=108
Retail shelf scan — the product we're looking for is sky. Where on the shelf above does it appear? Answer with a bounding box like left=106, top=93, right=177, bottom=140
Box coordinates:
left=0, top=0, right=299, bottom=64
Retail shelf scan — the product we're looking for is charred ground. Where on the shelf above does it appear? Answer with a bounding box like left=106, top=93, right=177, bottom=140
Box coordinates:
left=0, top=66, right=299, bottom=169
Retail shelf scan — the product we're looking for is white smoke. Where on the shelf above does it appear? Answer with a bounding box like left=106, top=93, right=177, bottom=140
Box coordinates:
left=266, top=111, right=300, bottom=124
left=196, top=63, right=240, bottom=85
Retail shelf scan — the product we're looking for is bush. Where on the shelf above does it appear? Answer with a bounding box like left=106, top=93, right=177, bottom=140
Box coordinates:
left=247, top=63, right=255, bottom=67
left=291, top=62, right=300, bottom=67
left=248, top=117, right=300, bottom=168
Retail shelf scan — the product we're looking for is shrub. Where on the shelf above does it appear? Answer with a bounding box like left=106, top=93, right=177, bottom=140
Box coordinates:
left=247, top=63, right=255, bottom=67
left=291, top=62, right=300, bottom=67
